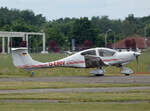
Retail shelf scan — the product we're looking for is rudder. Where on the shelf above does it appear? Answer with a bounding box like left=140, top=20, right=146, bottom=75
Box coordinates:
left=11, top=48, right=42, bottom=69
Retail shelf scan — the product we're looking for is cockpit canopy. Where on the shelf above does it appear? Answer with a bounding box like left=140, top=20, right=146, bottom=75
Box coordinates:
left=98, top=49, right=116, bottom=57
left=81, top=48, right=116, bottom=57
left=81, top=50, right=96, bottom=56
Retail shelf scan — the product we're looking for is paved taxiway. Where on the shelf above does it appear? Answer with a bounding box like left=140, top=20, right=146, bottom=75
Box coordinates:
left=0, top=75, right=150, bottom=103
left=0, top=87, right=150, bottom=94
left=0, top=75, right=150, bottom=94
left=0, top=75, right=150, bottom=83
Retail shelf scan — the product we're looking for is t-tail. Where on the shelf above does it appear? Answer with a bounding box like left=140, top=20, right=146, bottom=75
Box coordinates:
left=11, top=48, right=70, bottom=71
left=11, top=48, right=50, bottom=71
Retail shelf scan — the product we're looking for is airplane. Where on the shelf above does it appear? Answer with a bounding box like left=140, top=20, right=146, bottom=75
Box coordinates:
left=11, top=47, right=141, bottom=76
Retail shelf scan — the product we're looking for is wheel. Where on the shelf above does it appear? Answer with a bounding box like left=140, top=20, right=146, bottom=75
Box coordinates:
left=90, top=69, right=105, bottom=76
left=125, top=74, right=130, bottom=76
left=94, top=74, right=104, bottom=76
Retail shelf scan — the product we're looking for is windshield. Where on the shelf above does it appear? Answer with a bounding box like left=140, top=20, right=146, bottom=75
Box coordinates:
left=98, top=49, right=115, bottom=57
left=81, top=50, right=96, bottom=56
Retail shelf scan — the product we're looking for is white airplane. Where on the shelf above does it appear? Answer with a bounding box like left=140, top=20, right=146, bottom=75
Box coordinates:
left=11, top=47, right=141, bottom=76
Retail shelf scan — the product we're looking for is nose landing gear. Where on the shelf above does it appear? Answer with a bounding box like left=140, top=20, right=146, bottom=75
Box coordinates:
left=121, top=67, right=133, bottom=76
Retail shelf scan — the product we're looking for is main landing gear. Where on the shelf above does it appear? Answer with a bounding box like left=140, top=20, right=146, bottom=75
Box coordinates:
left=90, top=66, right=133, bottom=76
left=90, top=67, right=105, bottom=76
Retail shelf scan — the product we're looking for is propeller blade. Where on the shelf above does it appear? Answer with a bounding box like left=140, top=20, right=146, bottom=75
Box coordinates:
left=136, top=56, right=138, bottom=64
left=134, top=52, right=141, bottom=64
left=134, top=51, right=141, bottom=73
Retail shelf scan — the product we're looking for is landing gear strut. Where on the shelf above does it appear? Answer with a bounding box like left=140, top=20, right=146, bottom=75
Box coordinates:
left=121, top=67, right=133, bottom=76
left=90, top=67, right=105, bottom=76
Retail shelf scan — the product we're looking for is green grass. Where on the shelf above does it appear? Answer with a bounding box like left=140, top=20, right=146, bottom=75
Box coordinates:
left=0, top=50, right=149, bottom=111
left=0, top=90, right=150, bottom=102
left=0, top=103, right=150, bottom=111
left=0, top=82, right=150, bottom=90
left=0, top=49, right=149, bottom=77
left=0, top=89, right=150, bottom=111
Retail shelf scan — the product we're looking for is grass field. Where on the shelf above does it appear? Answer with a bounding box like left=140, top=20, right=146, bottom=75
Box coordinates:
left=0, top=49, right=150, bottom=110
left=0, top=103, right=150, bottom=111
left=0, top=89, right=150, bottom=111
left=0, top=49, right=149, bottom=77
left=1, top=90, right=150, bottom=102
left=0, top=82, right=150, bottom=90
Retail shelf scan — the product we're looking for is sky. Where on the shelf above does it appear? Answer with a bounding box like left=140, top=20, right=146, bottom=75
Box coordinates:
left=0, top=0, right=150, bottom=20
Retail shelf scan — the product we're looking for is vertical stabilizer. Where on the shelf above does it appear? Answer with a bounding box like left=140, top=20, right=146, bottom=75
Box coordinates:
left=11, top=47, right=43, bottom=70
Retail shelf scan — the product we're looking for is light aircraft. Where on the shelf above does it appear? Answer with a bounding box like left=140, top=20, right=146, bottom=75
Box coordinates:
left=11, top=47, right=141, bottom=76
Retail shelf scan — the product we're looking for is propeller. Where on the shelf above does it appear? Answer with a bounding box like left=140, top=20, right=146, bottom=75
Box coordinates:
left=136, top=56, right=139, bottom=64
left=134, top=52, right=141, bottom=72
left=134, top=52, right=141, bottom=64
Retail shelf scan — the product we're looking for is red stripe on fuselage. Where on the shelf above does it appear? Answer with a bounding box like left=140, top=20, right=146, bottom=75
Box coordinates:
left=102, top=59, right=120, bottom=62
left=17, top=64, right=48, bottom=69
left=66, top=61, right=85, bottom=65
left=17, top=60, right=85, bottom=69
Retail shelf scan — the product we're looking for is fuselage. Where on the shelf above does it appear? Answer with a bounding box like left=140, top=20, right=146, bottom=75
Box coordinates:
left=13, top=47, right=138, bottom=70
left=45, top=48, right=137, bottom=68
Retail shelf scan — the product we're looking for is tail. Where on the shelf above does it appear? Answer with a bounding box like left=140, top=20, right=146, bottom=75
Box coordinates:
left=11, top=47, right=44, bottom=71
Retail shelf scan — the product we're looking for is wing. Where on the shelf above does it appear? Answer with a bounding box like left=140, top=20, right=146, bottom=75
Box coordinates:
left=84, top=55, right=105, bottom=68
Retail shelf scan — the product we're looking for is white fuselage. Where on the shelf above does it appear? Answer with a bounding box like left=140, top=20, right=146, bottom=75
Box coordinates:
left=12, top=47, right=138, bottom=70
left=45, top=48, right=136, bottom=68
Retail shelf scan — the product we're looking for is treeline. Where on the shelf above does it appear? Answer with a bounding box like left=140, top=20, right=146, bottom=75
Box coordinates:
left=0, top=7, right=46, bottom=32
left=0, top=7, right=150, bottom=51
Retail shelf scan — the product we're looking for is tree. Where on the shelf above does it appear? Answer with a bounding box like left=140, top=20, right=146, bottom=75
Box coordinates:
left=71, top=17, right=99, bottom=46
left=122, top=20, right=136, bottom=37
left=1, top=6, right=150, bottom=50
left=95, top=34, right=105, bottom=47
left=45, top=27, right=66, bottom=49
left=122, top=14, right=138, bottom=37
left=2, top=25, right=12, bottom=31
left=12, top=18, right=38, bottom=32
left=146, top=24, right=150, bottom=37
left=48, top=40, right=60, bottom=52
left=83, top=40, right=93, bottom=49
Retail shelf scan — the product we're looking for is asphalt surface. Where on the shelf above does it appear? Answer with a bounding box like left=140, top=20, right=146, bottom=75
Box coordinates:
left=0, top=75, right=150, bottom=94
left=0, top=87, right=150, bottom=94
left=0, top=75, right=150, bottom=103
left=0, top=100, right=149, bottom=104
left=0, top=75, right=150, bottom=83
